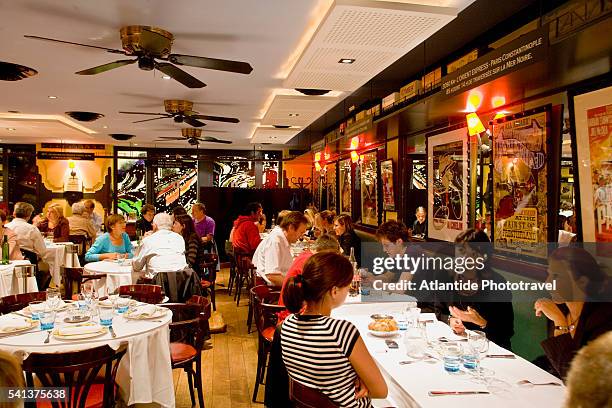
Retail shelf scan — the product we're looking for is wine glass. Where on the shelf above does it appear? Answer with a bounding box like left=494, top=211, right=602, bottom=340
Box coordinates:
left=45, top=287, right=61, bottom=311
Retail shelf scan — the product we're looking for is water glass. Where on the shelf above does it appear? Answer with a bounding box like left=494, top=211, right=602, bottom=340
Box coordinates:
left=39, top=310, right=56, bottom=331
left=442, top=342, right=462, bottom=372
left=404, top=325, right=428, bottom=359
left=46, top=287, right=61, bottom=311
left=405, top=305, right=421, bottom=328
left=98, top=306, right=114, bottom=327
left=117, top=295, right=131, bottom=314
left=462, top=344, right=479, bottom=370
left=29, top=301, right=45, bottom=321
left=77, top=294, right=89, bottom=310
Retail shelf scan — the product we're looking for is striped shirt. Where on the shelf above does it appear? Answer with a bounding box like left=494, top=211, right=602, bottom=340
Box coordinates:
left=280, top=314, right=371, bottom=408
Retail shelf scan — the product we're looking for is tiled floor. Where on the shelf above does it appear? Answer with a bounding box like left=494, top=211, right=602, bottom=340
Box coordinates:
left=173, top=268, right=263, bottom=407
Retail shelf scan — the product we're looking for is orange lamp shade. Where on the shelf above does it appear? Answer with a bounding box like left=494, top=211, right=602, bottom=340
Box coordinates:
left=350, top=151, right=359, bottom=163
left=68, top=160, right=76, bottom=169
left=466, top=112, right=486, bottom=136
left=314, top=162, right=322, bottom=172
left=493, top=112, right=506, bottom=120
left=314, top=152, right=321, bottom=162
left=350, top=136, right=359, bottom=150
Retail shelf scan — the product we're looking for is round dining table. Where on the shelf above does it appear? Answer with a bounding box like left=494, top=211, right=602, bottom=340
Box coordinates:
left=84, top=259, right=133, bottom=296
left=0, top=260, right=39, bottom=297
left=0, top=304, right=174, bottom=407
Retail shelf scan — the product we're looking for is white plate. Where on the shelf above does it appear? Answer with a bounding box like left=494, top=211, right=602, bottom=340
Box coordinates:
left=368, top=329, right=400, bottom=338
left=0, top=319, right=37, bottom=334
left=123, top=307, right=168, bottom=320
left=99, top=299, right=137, bottom=308
left=52, top=324, right=107, bottom=340
left=22, top=301, right=72, bottom=315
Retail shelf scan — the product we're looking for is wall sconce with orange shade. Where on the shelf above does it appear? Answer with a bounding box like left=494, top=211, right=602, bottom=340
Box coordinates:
left=314, top=161, right=322, bottom=172
left=466, top=112, right=486, bottom=136
left=491, top=96, right=506, bottom=108
left=68, top=160, right=77, bottom=179
left=350, top=150, right=359, bottom=163
left=314, top=151, right=322, bottom=162
left=465, top=91, right=483, bottom=112
left=350, top=136, right=359, bottom=150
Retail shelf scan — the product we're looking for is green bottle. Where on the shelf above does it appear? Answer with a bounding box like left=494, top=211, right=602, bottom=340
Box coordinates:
left=1, top=235, right=9, bottom=265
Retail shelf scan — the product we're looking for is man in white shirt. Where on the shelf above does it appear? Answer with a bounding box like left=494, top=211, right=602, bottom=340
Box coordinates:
left=253, top=211, right=308, bottom=286
left=83, top=200, right=103, bottom=234
left=132, top=213, right=189, bottom=301
left=5, top=202, right=46, bottom=260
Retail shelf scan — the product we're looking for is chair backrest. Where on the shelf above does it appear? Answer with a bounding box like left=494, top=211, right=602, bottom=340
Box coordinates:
left=198, top=253, right=218, bottom=282
left=161, top=303, right=205, bottom=351
left=250, top=285, right=285, bottom=335
left=186, top=295, right=212, bottom=320
left=118, top=284, right=164, bottom=304
left=289, top=378, right=339, bottom=408
left=22, top=344, right=127, bottom=408
left=68, top=235, right=90, bottom=257
left=0, top=291, right=47, bottom=315
left=61, top=267, right=84, bottom=300
left=20, top=249, right=39, bottom=265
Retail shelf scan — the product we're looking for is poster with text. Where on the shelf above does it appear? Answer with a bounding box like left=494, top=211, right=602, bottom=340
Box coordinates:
left=360, top=152, right=378, bottom=226
left=573, top=85, right=612, bottom=244
left=493, top=110, right=548, bottom=258
left=339, top=159, right=352, bottom=214
left=327, top=162, right=337, bottom=212
left=427, top=128, right=468, bottom=241
left=380, top=159, right=395, bottom=211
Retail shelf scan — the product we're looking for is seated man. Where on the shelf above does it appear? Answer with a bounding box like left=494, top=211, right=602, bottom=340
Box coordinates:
left=191, top=203, right=215, bottom=245
left=83, top=200, right=103, bottom=234
left=231, top=202, right=263, bottom=255
left=412, top=206, right=427, bottom=238
left=253, top=211, right=307, bottom=287
left=67, top=202, right=97, bottom=239
left=132, top=213, right=192, bottom=301
left=135, top=204, right=155, bottom=235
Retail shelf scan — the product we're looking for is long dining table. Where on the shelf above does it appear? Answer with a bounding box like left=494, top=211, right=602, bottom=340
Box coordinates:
left=332, top=301, right=566, bottom=408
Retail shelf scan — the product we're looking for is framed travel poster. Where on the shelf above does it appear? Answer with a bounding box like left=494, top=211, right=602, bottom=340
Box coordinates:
left=380, top=159, right=395, bottom=211
left=360, top=152, right=378, bottom=226
left=339, top=159, right=352, bottom=214
left=427, top=127, right=468, bottom=241
left=572, top=84, right=612, bottom=244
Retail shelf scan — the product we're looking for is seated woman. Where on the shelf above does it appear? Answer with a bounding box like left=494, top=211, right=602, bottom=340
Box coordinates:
left=172, top=214, right=204, bottom=277
left=281, top=252, right=387, bottom=407
left=535, top=246, right=612, bottom=379
left=0, top=209, right=23, bottom=260
left=37, top=204, right=70, bottom=242
left=333, top=214, right=361, bottom=265
left=311, top=210, right=335, bottom=239
left=85, top=214, right=133, bottom=262
left=446, top=229, right=515, bottom=350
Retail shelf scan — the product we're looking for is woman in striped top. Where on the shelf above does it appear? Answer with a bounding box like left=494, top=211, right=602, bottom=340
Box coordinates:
left=172, top=214, right=204, bottom=276
left=281, top=252, right=387, bottom=407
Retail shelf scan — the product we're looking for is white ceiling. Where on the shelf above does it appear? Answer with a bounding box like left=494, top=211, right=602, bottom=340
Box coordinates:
left=0, top=0, right=475, bottom=149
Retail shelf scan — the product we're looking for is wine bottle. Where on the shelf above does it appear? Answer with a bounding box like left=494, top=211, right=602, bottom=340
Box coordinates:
left=349, top=247, right=357, bottom=271
left=1, top=235, right=9, bottom=265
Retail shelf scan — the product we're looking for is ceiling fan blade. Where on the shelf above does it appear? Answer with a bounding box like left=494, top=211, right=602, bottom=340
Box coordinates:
left=191, top=114, right=239, bottom=123
left=76, top=59, right=136, bottom=75
left=119, top=111, right=169, bottom=116
left=24, top=35, right=126, bottom=54
left=184, top=117, right=206, bottom=127
left=169, top=54, right=253, bottom=74
left=201, top=136, right=232, bottom=144
left=154, top=62, right=206, bottom=88
left=133, top=116, right=167, bottom=124
left=157, top=137, right=185, bottom=140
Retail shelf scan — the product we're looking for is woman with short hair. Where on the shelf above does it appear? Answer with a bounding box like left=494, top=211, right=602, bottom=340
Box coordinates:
left=85, top=214, right=133, bottom=262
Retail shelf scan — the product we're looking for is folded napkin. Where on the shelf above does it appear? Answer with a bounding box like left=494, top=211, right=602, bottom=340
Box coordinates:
left=56, top=323, right=103, bottom=336
left=130, top=304, right=157, bottom=318
left=0, top=318, right=31, bottom=332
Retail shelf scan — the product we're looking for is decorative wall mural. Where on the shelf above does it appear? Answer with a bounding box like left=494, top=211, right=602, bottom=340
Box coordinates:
left=154, top=163, right=197, bottom=214
left=360, top=152, right=378, bottom=226
left=262, top=161, right=279, bottom=188
left=117, top=157, right=146, bottom=217
left=214, top=160, right=255, bottom=188
left=339, top=159, right=352, bottom=214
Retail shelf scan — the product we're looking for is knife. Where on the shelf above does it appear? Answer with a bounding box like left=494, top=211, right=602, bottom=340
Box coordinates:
left=108, top=326, right=117, bottom=338
left=486, top=354, right=516, bottom=359
left=429, top=391, right=490, bottom=396
left=0, top=329, right=43, bottom=339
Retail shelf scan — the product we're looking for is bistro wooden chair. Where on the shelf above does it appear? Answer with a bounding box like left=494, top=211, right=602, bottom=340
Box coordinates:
left=0, top=291, right=47, bottom=315
left=289, top=378, right=339, bottom=408
left=233, top=251, right=255, bottom=306
left=224, top=240, right=237, bottom=296
left=22, top=344, right=127, bottom=408
left=199, top=252, right=219, bottom=311
left=61, top=266, right=106, bottom=300
left=162, top=303, right=206, bottom=408
left=246, top=260, right=270, bottom=333
left=251, top=285, right=285, bottom=402
left=118, top=284, right=164, bottom=304
left=68, top=234, right=91, bottom=264
left=186, top=295, right=212, bottom=341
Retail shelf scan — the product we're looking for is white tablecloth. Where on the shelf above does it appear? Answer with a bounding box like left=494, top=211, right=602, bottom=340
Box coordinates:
left=0, top=260, right=39, bottom=296
left=84, top=260, right=133, bottom=296
left=44, top=242, right=81, bottom=287
left=0, top=306, right=174, bottom=407
left=332, top=302, right=566, bottom=408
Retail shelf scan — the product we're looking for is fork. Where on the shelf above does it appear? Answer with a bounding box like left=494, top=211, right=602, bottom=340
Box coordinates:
left=43, top=330, right=51, bottom=344
left=517, top=380, right=562, bottom=386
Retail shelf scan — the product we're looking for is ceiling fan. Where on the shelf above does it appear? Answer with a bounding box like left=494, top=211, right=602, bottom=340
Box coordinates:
left=120, top=99, right=239, bottom=127
left=24, top=25, right=253, bottom=88
left=156, top=128, right=232, bottom=145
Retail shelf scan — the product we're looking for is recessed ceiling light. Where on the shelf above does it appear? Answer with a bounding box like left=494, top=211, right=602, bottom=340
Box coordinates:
left=269, top=136, right=278, bottom=140
left=162, top=75, right=171, bottom=80
left=102, top=125, right=108, bottom=129
left=133, top=143, right=138, bottom=146
left=338, top=58, right=355, bottom=64
left=288, top=113, right=299, bottom=117
left=6, top=128, right=16, bottom=131
left=48, top=95, right=58, bottom=99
